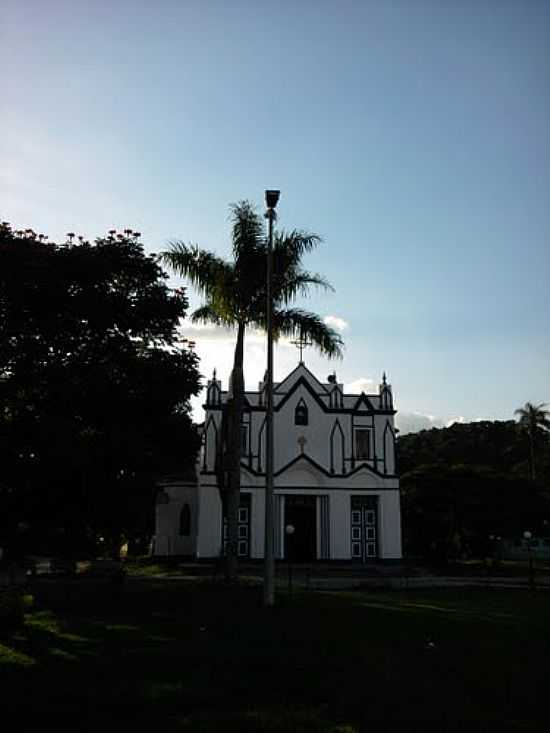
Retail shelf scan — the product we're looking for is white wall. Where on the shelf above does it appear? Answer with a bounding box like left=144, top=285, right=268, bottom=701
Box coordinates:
left=154, top=483, right=198, bottom=556
left=195, top=365, right=402, bottom=561
left=197, top=484, right=222, bottom=559
left=379, top=490, right=402, bottom=559
left=204, top=365, right=397, bottom=479
left=250, top=489, right=265, bottom=559
left=330, top=492, right=351, bottom=559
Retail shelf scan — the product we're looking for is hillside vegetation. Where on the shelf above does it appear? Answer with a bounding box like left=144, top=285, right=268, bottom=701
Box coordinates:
left=397, top=420, right=550, bottom=560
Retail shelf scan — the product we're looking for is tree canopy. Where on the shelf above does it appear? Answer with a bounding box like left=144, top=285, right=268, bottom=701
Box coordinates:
left=398, top=420, right=550, bottom=561
left=514, top=402, right=550, bottom=481
left=0, top=223, right=201, bottom=559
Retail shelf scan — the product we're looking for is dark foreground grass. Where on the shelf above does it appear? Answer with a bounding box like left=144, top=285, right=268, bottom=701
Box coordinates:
left=1, top=579, right=548, bottom=732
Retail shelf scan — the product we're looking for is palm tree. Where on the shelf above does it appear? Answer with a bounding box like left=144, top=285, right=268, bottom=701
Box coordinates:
left=162, top=201, right=343, bottom=578
left=514, top=402, right=550, bottom=481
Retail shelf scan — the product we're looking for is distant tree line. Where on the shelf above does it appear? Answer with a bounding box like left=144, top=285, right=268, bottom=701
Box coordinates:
left=0, top=223, right=201, bottom=561
left=398, top=418, right=550, bottom=563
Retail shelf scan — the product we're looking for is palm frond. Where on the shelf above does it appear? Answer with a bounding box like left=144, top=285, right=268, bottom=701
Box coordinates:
left=229, top=201, right=265, bottom=261
left=515, top=402, right=550, bottom=432
left=272, top=308, right=344, bottom=359
left=274, top=230, right=322, bottom=268
left=165, top=204, right=344, bottom=362
left=274, top=271, right=334, bottom=305
left=191, top=304, right=224, bottom=327
left=161, top=243, right=233, bottom=297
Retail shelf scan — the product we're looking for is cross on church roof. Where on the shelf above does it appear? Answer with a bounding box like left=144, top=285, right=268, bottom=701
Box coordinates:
left=290, top=332, right=312, bottom=363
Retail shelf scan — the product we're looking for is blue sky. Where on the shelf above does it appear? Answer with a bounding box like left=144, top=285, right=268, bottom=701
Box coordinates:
left=2, top=0, right=549, bottom=431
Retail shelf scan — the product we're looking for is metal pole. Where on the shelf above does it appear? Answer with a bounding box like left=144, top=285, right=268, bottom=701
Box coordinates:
left=288, top=557, right=292, bottom=596
left=528, top=543, right=535, bottom=591
left=263, top=204, right=275, bottom=607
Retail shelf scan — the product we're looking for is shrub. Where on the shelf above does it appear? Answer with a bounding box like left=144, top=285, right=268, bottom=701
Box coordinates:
left=0, top=589, right=28, bottom=630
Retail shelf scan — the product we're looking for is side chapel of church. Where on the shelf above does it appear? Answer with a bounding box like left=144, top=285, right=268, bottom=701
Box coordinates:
left=154, top=361, right=402, bottom=562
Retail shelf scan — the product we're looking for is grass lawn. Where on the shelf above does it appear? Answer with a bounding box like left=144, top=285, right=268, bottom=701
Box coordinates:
left=1, top=579, right=548, bottom=732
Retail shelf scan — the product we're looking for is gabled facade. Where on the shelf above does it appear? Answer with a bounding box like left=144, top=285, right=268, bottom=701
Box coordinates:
left=154, top=363, right=402, bottom=562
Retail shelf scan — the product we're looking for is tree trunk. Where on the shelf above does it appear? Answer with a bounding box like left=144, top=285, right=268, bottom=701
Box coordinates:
left=223, top=322, right=245, bottom=581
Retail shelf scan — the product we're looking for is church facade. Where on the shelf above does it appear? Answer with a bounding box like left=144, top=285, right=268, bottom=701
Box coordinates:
left=154, top=363, right=402, bottom=562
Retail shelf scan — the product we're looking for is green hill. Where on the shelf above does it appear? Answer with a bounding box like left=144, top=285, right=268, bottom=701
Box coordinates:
left=396, top=421, right=550, bottom=560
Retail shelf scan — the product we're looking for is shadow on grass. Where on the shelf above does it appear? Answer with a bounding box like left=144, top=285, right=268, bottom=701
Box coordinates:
left=1, top=580, right=548, bottom=731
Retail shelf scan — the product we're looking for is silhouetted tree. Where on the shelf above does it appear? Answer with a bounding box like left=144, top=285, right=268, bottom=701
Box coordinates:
left=514, top=402, right=550, bottom=481
left=398, top=420, right=550, bottom=560
left=0, top=222, right=201, bottom=559
left=162, top=201, right=343, bottom=579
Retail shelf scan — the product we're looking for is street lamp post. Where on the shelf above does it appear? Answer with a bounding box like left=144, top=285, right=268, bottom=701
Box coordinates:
left=486, top=534, right=495, bottom=586
left=523, top=530, right=535, bottom=591
left=285, top=524, right=295, bottom=595
left=263, top=189, right=280, bottom=608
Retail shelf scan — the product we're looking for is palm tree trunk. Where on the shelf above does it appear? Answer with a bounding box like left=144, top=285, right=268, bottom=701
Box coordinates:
left=224, top=321, right=245, bottom=580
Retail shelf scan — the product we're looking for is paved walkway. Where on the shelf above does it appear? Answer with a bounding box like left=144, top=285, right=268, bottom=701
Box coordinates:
left=136, top=561, right=550, bottom=591
left=3, top=558, right=548, bottom=592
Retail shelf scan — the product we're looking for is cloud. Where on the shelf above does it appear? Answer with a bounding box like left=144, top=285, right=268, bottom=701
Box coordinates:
left=446, top=416, right=466, bottom=427
left=180, top=321, right=235, bottom=342
left=181, top=316, right=349, bottom=347
left=323, top=315, right=349, bottom=332
left=395, top=413, right=483, bottom=435
left=395, top=412, right=489, bottom=435
left=179, top=320, right=266, bottom=344
left=345, top=377, right=376, bottom=394
left=187, top=327, right=299, bottom=420
left=395, top=412, right=444, bottom=435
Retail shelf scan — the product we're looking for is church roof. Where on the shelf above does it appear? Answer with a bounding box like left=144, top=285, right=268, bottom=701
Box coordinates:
left=205, top=362, right=394, bottom=414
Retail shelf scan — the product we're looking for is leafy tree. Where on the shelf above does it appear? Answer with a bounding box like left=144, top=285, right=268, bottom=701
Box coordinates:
left=0, top=223, right=201, bottom=559
left=400, top=462, right=534, bottom=562
left=398, top=420, right=550, bottom=561
left=514, top=402, right=550, bottom=481
left=162, top=201, right=343, bottom=578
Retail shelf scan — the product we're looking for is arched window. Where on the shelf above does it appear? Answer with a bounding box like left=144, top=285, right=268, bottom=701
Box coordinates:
left=179, top=504, right=191, bottom=536
left=295, top=399, right=308, bottom=426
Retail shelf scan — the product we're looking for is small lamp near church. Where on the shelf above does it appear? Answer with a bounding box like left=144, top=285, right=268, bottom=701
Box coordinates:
left=523, top=530, right=534, bottom=591
left=285, top=524, right=295, bottom=595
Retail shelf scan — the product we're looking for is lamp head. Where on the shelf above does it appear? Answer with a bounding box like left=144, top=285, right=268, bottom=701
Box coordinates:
left=523, top=530, right=532, bottom=540
left=265, top=189, right=280, bottom=209
left=285, top=524, right=295, bottom=536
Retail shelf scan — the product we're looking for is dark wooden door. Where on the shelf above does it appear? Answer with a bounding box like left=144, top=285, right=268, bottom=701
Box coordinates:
left=285, top=496, right=316, bottom=561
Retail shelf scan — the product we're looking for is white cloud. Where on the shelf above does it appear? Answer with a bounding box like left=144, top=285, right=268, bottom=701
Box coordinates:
left=395, top=413, right=484, bottom=435
left=323, top=315, right=349, bottom=332
left=180, top=317, right=471, bottom=437
left=187, top=326, right=300, bottom=421
left=345, top=377, right=376, bottom=394
left=446, top=416, right=466, bottom=427
left=180, top=321, right=235, bottom=342
left=395, top=412, right=444, bottom=435
left=179, top=320, right=267, bottom=344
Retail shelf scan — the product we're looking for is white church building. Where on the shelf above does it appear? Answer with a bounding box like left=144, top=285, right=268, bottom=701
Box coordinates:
left=154, top=362, right=402, bottom=563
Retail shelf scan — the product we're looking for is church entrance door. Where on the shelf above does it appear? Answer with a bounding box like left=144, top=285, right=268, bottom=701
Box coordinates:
left=285, top=495, right=317, bottom=562
left=351, top=496, right=379, bottom=562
